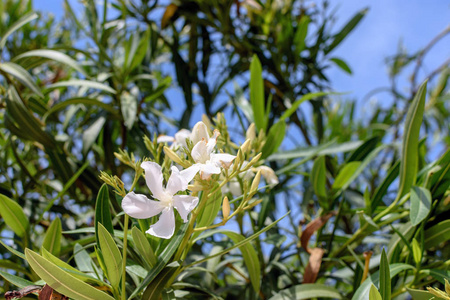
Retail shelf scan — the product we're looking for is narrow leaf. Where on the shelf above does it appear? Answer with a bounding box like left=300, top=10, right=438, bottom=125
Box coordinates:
left=0, top=194, right=29, bottom=237
left=82, top=116, right=106, bottom=155
left=46, top=80, right=116, bottom=94
left=369, top=285, right=382, bottom=300
left=398, top=81, right=427, bottom=198
left=325, top=8, right=368, bottom=54
left=97, top=223, right=122, bottom=289
left=330, top=57, right=352, bottom=74
left=250, top=55, right=265, bottom=131
left=280, top=92, right=331, bottom=122
left=223, top=231, right=261, bottom=293
left=25, top=249, right=114, bottom=300
left=424, top=220, right=450, bottom=249
left=0, top=12, right=38, bottom=49
left=120, top=92, right=137, bottom=130
left=379, top=248, right=391, bottom=300
left=0, top=269, right=35, bottom=289
left=409, top=186, right=431, bottom=226
left=41, top=217, right=62, bottom=256
left=131, top=227, right=157, bottom=268
left=95, top=184, right=114, bottom=244
left=311, top=156, right=327, bottom=198
left=261, top=120, right=286, bottom=159
left=269, top=284, right=342, bottom=300
left=332, top=161, right=361, bottom=190
left=0, top=62, right=43, bottom=97
left=14, top=49, right=87, bottom=76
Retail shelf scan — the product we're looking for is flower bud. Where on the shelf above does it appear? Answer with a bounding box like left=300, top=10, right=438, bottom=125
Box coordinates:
left=201, top=114, right=213, bottom=129
left=240, top=139, right=251, bottom=154
left=164, top=146, right=188, bottom=167
left=244, top=199, right=263, bottom=210
left=191, top=121, right=209, bottom=145
left=250, top=170, right=261, bottom=195
left=222, top=196, right=230, bottom=220
left=188, top=184, right=205, bottom=192
left=245, top=152, right=262, bottom=169
left=246, top=123, right=256, bottom=141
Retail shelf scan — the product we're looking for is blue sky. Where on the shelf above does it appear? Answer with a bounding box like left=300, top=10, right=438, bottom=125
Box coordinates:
left=34, top=0, right=449, bottom=99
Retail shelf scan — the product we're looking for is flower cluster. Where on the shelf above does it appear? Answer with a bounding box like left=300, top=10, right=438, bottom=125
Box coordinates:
left=122, top=121, right=237, bottom=239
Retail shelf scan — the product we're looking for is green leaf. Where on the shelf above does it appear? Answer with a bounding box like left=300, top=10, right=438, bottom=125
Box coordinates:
left=191, top=212, right=289, bottom=267
left=128, top=28, right=150, bottom=72
left=131, top=227, right=157, bottom=268
left=0, top=12, right=38, bottom=49
left=74, top=243, right=103, bottom=280
left=250, top=55, right=265, bottom=131
left=0, top=194, right=29, bottom=237
left=0, top=62, right=43, bottom=97
left=371, top=161, right=400, bottom=212
left=46, top=79, right=116, bottom=94
left=196, top=184, right=222, bottom=230
left=311, top=156, right=327, bottom=198
left=411, top=238, right=422, bottom=265
left=409, top=186, right=432, bottom=226
left=82, top=116, right=106, bottom=155
left=0, top=269, right=35, bottom=289
left=369, top=285, right=382, bottom=300
left=0, top=239, right=26, bottom=260
left=221, top=231, right=261, bottom=293
left=406, top=287, right=446, bottom=300
left=120, top=92, right=137, bottom=130
left=398, top=81, right=427, bottom=199
left=261, top=120, right=286, bottom=159
left=332, top=161, right=361, bottom=190
left=280, top=92, right=331, bottom=122
left=14, top=49, right=87, bottom=77
left=293, top=15, right=310, bottom=57
left=387, top=222, right=415, bottom=261
left=25, top=249, right=115, bottom=300
left=269, top=284, right=342, bottom=300
left=142, top=266, right=179, bottom=300
left=97, top=223, right=122, bottom=289
left=330, top=57, right=352, bottom=74
left=268, top=140, right=362, bottom=160
left=41, top=247, right=105, bottom=286
left=95, top=184, right=114, bottom=244
left=129, top=223, right=188, bottom=299
left=6, top=87, right=54, bottom=147
left=325, top=8, right=368, bottom=54
left=352, top=264, right=414, bottom=300
left=424, top=220, right=450, bottom=249
left=42, top=217, right=62, bottom=256
left=43, top=97, right=119, bottom=122
left=379, top=248, right=391, bottom=300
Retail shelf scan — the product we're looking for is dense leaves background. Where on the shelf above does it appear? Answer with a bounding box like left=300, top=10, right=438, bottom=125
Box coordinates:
left=0, top=0, right=449, bottom=299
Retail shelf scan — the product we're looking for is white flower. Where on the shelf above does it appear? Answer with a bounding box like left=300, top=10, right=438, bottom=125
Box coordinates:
left=257, top=166, right=279, bottom=185
left=122, top=161, right=198, bottom=239
left=187, top=128, right=236, bottom=180
left=157, top=129, right=191, bottom=149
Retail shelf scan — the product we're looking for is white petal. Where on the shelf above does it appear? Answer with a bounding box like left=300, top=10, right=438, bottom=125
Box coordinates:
left=190, top=121, right=209, bottom=145
left=141, top=161, right=165, bottom=200
left=258, top=166, right=279, bottom=185
left=180, top=164, right=201, bottom=183
left=191, top=140, right=209, bottom=164
left=122, top=192, right=165, bottom=219
left=205, top=129, right=220, bottom=155
left=156, top=135, right=175, bottom=144
left=173, top=195, right=198, bottom=222
left=146, top=208, right=175, bottom=239
left=229, top=181, right=243, bottom=197
left=211, top=153, right=236, bottom=169
left=166, top=166, right=187, bottom=195
left=199, top=162, right=221, bottom=180
left=174, top=129, right=191, bottom=148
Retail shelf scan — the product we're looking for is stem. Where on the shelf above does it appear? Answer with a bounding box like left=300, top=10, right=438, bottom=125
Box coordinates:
left=121, top=214, right=129, bottom=300
left=120, top=171, right=140, bottom=300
